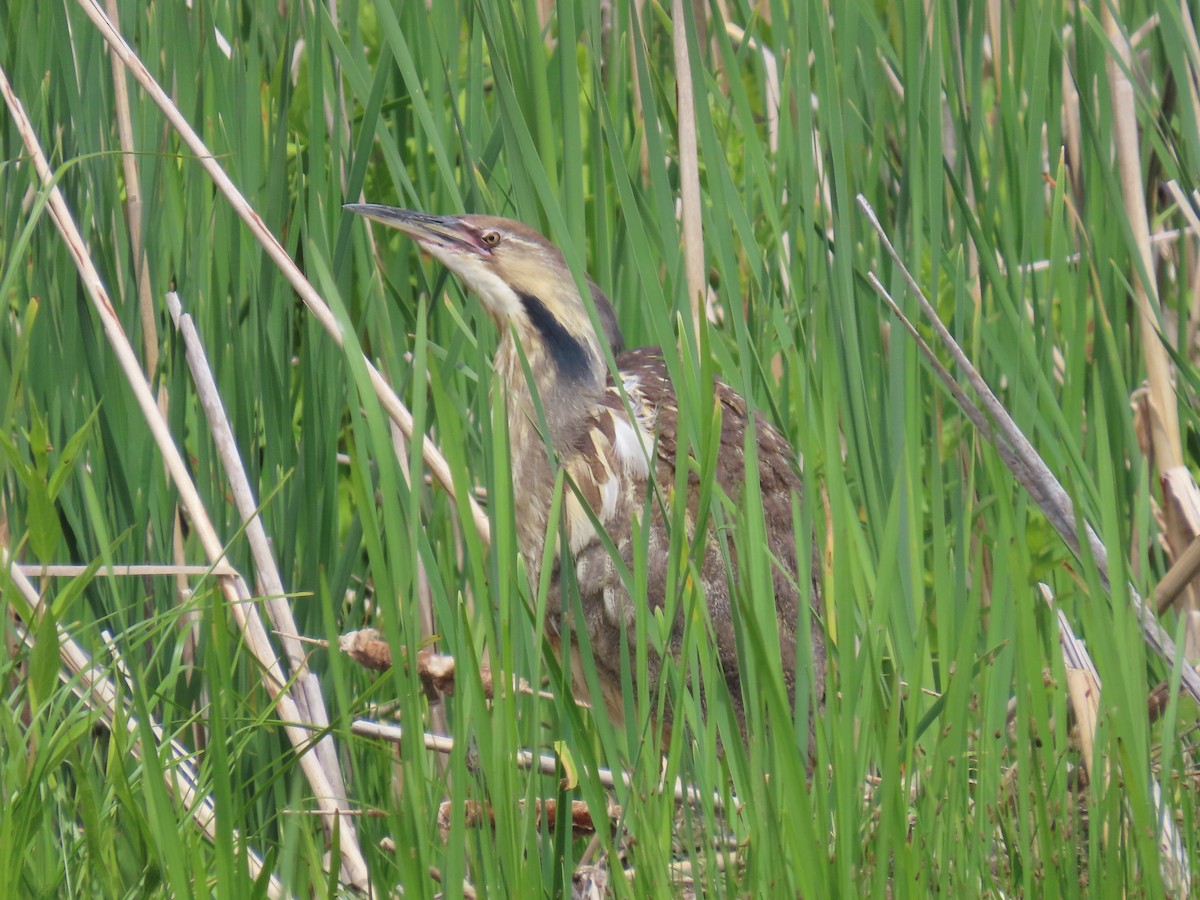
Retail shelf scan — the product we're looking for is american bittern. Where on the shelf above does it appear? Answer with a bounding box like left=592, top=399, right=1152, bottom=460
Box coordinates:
left=348, top=204, right=825, bottom=747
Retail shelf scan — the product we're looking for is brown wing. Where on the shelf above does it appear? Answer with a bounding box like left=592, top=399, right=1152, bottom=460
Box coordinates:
left=555, top=347, right=822, bottom=736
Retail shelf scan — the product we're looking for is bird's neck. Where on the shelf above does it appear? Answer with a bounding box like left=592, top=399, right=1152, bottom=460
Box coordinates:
left=492, top=332, right=599, bottom=578
left=493, top=330, right=605, bottom=455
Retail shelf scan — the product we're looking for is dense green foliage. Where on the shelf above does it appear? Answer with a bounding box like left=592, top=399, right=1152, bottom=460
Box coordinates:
left=3, top=0, right=1200, bottom=895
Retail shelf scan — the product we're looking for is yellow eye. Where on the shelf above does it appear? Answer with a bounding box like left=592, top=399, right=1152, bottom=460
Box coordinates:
left=481, top=231, right=501, bottom=247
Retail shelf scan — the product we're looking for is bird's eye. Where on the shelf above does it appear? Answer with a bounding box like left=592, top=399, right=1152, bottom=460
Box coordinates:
left=481, top=231, right=501, bottom=247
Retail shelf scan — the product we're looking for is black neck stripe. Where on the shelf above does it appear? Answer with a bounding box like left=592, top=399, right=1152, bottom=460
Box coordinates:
left=518, top=291, right=591, bottom=382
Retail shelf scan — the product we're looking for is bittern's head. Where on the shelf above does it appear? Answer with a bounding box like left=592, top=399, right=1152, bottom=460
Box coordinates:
left=346, top=205, right=623, bottom=391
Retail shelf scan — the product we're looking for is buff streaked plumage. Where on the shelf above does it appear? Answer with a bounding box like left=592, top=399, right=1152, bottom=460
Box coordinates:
left=347, top=203, right=825, bottom=749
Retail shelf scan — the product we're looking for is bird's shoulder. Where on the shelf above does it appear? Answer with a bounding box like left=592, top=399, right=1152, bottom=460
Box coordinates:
left=558, top=346, right=801, bottom=550
left=557, top=349, right=662, bottom=551
left=601, top=347, right=801, bottom=494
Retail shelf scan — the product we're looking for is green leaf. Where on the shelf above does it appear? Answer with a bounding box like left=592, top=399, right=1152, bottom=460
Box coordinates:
left=47, top=405, right=100, bottom=500
left=26, top=478, right=61, bottom=564
left=25, top=404, right=51, bottom=478
left=28, top=604, right=60, bottom=714
left=0, top=430, right=34, bottom=484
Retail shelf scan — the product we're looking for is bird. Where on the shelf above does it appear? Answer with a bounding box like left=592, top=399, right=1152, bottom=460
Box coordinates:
left=346, top=203, right=825, bottom=747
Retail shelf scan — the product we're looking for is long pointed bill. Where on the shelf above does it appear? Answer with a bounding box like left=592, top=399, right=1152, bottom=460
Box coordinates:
left=343, top=204, right=487, bottom=255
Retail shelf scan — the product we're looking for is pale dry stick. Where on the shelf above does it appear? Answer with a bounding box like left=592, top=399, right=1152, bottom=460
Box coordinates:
left=103, top=0, right=157, bottom=377
left=1105, top=2, right=1200, bottom=658
left=1062, top=24, right=1084, bottom=202
left=98, top=628, right=135, bottom=696
left=1102, top=3, right=1184, bottom=472
left=856, top=193, right=1200, bottom=706
left=1040, top=587, right=1104, bottom=786
left=72, top=0, right=490, bottom=547
left=876, top=47, right=905, bottom=100
left=985, top=0, right=1003, bottom=88
left=17, top=563, right=237, bottom=578
left=209, top=23, right=233, bottom=58
left=672, top=0, right=707, bottom=339
left=347, top=719, right=728, bottom=811
left=166, top=291, right=351, bottom=820
left=1015, top=224, right=1200, bottom=275
left=0, top=69, right=370, bottom=890
left=1129, top=12, right=1161, bottom=49
left=102, top=0, right=188, bottom=642
left=1150, top=196, right=1200, bottom=623
left=6, top=556, right=287, bottom=899
left=1156, top=534, right=1200, bottom=617
left=1039, top=584, right=1191, bottom=896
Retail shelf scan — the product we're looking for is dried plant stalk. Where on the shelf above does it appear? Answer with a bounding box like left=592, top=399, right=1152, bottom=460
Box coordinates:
left=437, top=798, right=618, bottom=839
left=1102, top=1, right=1200, bottom=657
left=673, top=0, right=706, bottom=337
left=72, top=0, right=490, bottom=547
left=6, top=555, right=286, bottom=897
left=0, top=64, right=370, bottom=889
left=856, top=193, right=1200, bottom=706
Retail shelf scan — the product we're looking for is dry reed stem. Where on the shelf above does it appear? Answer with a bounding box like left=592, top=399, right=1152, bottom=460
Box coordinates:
left=333, top=627, right=553, bottom=702
left=1042, top=585, right=1191, bottom=895
left=1043, top=585, right=1102, bottom=784
left=347, top=718, right=728, bottom=811
left=72, top=0, right=490, bottom=548
left=672, top=0, right=706, bottom=339
left=0, top=66, right=371, bottom=889
left=103, top=0, right=157, bottom=377
left=436, top=798, right=618, bottom=839
left=166, top=290, right=352, bottom=822
left=856, top=193, right=1200, bottom=707
left=1102, top=1, right=1200, bottom=658
left=1062, top=24, right=1084, bottom=201
left=16, top=563, right=237, bottom=578
left=6, top=555, right=286, bottom=898
left=1015, top=223, right=1200, bottom=275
